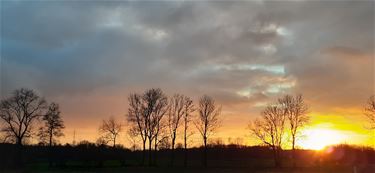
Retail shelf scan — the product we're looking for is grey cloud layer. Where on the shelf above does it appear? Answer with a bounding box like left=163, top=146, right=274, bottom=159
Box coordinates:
left=1, top=1, right=373, bottom=113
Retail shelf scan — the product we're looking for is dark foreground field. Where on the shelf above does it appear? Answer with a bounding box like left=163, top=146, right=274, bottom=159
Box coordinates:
left=3, top=166, right=374, bottom=173
left=1, top=143, right=374, bottom=173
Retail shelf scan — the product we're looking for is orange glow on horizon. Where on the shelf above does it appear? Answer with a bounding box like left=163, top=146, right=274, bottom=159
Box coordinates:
left=298, top=128, right=345, bottom=150
left=54, top=111, right=373, bottom=149
left=296, top=112, right=373, bottom=149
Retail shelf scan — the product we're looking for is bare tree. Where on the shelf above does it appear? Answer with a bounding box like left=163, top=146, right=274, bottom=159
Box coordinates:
left=38, top=103, right=65, bottom=147
left=195, top=95, right=221, bottom=167
left=279, top=95, right=309, bottom=167
left=167, top=94, right=185, bottom=166
left=99, top=116, right=123, bottom=147
left=127, top=93, right=148, bottom=165
left=250, top=104, right=287, bottom=167
left=0, top=88, right=47, bottom=146
left=143, top=88, right=168, bottom=166
left=182, top=96, right=195, bottom=167
left=126, top=89, right=168, bottom=166
left=364, top=96, right=375, bottom=129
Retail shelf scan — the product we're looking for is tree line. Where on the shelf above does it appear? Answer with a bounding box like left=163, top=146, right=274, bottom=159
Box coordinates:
left=1, top=88, right=375, bottom=168
left=124, top=88, right=220, bottom=167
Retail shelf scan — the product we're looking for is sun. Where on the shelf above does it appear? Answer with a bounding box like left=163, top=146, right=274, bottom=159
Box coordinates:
left=298, top=128, right=345, bottom=150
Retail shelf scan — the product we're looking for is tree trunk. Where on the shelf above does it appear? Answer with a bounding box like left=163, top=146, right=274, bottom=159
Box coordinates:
left=292, top=137, right=296, bottom=168
left=49, top=134, right=53, bottom=167
left=113, top=136, right=116, bottom=148
left=48, top=131, right=53, bottom=167
left=49, top=133, right=53, bottom=147
left=171, top=136, right=175, bottom=166
left=16, top=137, right=22, bottom=146
left=153, top=136, right=158, bottom=166
left=16, top=137, right=24, bottom=167
left=184, top=127, right=187, bottom=167
left=148, top=138, right=152, bottom=166
left=142, top=139, right=146, bottom=166
left=203, top=136, right=207, bottom=167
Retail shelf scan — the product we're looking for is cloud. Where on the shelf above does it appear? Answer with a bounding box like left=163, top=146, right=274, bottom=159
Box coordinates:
left=0, top=1, right=373, bottom=142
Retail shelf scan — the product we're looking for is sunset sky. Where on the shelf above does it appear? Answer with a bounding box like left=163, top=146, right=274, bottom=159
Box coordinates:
left=1, top=1, right=374, bottom=149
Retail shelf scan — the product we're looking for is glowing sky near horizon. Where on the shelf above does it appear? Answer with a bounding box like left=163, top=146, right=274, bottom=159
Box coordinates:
left=0, top=1, right=374, bottom=149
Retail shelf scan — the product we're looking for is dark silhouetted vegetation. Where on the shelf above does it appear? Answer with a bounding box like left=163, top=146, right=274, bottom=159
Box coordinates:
left=0, top=143, right=374, bottom=173
left=1, top=88, right=375, bottom=173
left=195, top=95, right=221, bottom=167
left=37, top=102, right=65, bottom=147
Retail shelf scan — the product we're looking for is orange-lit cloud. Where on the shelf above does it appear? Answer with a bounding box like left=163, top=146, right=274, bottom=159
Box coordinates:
left=1, top=1, right=374, bottom=148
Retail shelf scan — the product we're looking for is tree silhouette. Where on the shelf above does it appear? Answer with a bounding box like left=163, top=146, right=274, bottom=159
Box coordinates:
left=182, top=96, right=195, bottom=167
left=99, top=116, right=123, bottom=147
left=167, top=94, right=185, bottom=166
left=38, top=103, right=65, bottom=147
left=143, top=88, right=168, bottom=166
left=364, top=96, right=375, bottom=130
left=195, top=95, right=221, bottom=167
left=0, top=88, right=47, bottom=146
left=127, top=88, right=168, bottom=166
left=279, top=95, right=309, bottom=167
left=250, top=104, right=287, bottom=167
left=127, top=93, right=148, bottom=165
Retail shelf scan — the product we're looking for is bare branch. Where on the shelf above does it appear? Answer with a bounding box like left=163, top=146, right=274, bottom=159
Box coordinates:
left=0, top=88, right=47, bottom=145
left=99, top=116, right=123, bottom=147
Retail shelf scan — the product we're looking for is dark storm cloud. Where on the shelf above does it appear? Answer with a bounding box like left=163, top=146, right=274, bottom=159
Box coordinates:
left=1, top=0, right=373, bottom=113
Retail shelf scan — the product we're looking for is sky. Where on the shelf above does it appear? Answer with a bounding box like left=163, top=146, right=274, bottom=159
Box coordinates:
left=0, top=1, right=374, bottom=148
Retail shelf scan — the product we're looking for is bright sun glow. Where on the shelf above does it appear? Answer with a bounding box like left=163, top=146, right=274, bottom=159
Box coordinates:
left=298, top=128, right=345, bottom=150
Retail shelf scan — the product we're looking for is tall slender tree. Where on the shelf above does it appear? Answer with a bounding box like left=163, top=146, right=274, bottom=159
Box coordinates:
left=195, top=95, right=221, bottom=167
left=167, top=94, right=185, bottom=166
left=279, top=95, right=309, bottom=167
left=127, top=93, right=148, bottom=165
left=182, top=96, right=195, bottom=167
left=250, top=104, right=287, bottom=167
left=143, top=88, right=168, bottom=166
left=38, top=103, right=65, bottom=147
